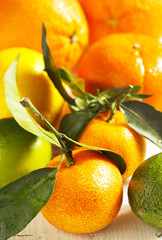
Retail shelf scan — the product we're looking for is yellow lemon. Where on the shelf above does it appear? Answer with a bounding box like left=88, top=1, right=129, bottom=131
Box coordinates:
left=0, top=47, right=64, bottom=127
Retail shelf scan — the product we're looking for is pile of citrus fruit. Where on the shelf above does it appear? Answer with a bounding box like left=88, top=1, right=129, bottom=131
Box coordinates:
left=0, top=0, right=162, bottom=238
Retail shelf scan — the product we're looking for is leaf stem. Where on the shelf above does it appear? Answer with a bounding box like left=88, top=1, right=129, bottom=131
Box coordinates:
left=20, top=97, right=74, bottom=167
left=57, top=153, right=64, bottom=169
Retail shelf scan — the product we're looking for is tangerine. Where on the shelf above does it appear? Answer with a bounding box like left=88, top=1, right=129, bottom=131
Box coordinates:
left=0, top=0, right=89, bottom=69
left=78, top=0, right=162, bottom=44
left=77, top=33, right=162, bottom=111
left=74, top=110, right=146, bottom=180
left=41, top=149, right=123, bottom=233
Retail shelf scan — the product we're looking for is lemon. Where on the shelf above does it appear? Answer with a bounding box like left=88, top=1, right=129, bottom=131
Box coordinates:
left=128, top=152, right=162, bottom=228
left=0, top=47, right=64, bottom=127
left=0, top=118, right=52, bottom=188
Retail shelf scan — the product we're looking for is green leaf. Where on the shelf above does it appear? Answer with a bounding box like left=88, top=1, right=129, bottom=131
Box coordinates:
left=99, top=85, right=140, bottom=98
left=101, top=150, right=126, bottom=175
left=130, top=94, right=152, bottom=100
left=120, top=101, right=162, bottom=149
left=63, top=134, right=126, bottom=175
left=100, top=87, right=128, bottom=98
left=75, top=97, right=87, bottom=110
left=0, top=167, right=57, bottom=240
left=100, top=85, right=150, bottom=101
left=58, top=68, right=86, bottom=98
left=125, top=86, right=151, bottom=100
left=4, top=57, right=61, bottom=147
left=42, top=24, right=75, bottom=105
left=126, top=85, right=141, bottom=94
left=59, top=111, right=98, bottom=148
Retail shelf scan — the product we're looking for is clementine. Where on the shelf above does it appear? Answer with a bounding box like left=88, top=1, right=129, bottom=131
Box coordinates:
left=41, top=149, right=123, bottom=234
left=77, top=33, right=162, bottom=111
left=74, top=110, right=146, bottom=180
left=0, top=0, right=89, bottom=69
left=78, top=0, right=162, bottom=44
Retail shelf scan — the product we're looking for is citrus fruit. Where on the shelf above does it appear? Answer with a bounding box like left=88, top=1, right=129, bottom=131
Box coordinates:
left=78, top=0, right=162, bottom=44
left=0, top=0, right=89, bottom=69
left=0, top=47, right=65, bottom=127
left=128, top=152, right=162, bottom=228
left=41, top=149, right=123, bottom=233
left=0, top=118, right=52, bottom=189
left=77, top=33, right=162, bottom=111
left=74, top=110, right=146, bottom=180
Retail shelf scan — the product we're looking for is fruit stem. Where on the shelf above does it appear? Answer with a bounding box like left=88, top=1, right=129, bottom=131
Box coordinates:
left=106, top=85, right=133, bottom=122
left=106, top=103, right=117, bottom=123
left=57, top=153, right=64, bottom=169
left=20, top=97, right=74, bottom=167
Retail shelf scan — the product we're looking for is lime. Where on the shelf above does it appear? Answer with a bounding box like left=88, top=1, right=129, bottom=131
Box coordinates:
left=128, top=152, right=162, bottom=228
left=0, top=118, right=52, bottom=188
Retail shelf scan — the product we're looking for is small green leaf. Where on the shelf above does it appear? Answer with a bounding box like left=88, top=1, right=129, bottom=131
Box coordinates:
left=99, top=85, right=139, bottom=98
left=120, top=101, right=162, bottom=149
left=4, top=57, right=60, bottom=147
left=75, top=97, right=87, bottom=109
left=126, top=85, right=141, bottom=94
left=100, top=85, right=148, bottom=101
left=59, top=111, right=98, bottom=148
left=58, top=68, right=86, bottom=98
left=99, top=87, right=125, bottom=98
left=0, top=167, right=57, bottom=240
left=42, top=24, right=75, bottom=105
left=130, top=94, right=152, bottom=100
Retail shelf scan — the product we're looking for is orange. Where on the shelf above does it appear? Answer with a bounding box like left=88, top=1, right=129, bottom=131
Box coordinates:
left=78, top=0, right=162, bottom=44
left=0, top=0, right=89, bottom=69
left=77, top=33, right=162, bottom=111
left=74, top=110, right=146, bottom=180
left=41, top=149, right=123, bottom=234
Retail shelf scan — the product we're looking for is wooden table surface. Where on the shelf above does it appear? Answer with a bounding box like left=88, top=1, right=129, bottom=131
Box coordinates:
left=9, top=140, right=161, bottom=240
